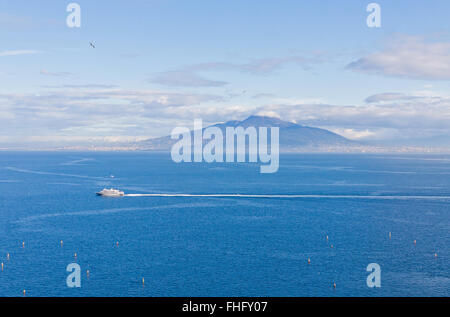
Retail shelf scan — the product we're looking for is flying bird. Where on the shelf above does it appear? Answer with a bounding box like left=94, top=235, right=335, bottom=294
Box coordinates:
left=89, top=42, right=95, bottom=48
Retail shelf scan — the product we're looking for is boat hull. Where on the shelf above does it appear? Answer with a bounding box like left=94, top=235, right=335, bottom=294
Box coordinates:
left=96, top=188, right=125, bottom=197
left=96, top=192, right=124, bottom=197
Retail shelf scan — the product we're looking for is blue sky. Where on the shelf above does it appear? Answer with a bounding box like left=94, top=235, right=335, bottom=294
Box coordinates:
left=1, top=0, right=450, bottom=147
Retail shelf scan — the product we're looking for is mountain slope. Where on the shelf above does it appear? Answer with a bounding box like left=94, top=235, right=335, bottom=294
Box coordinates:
left=136, top=115, right=356, bottom=151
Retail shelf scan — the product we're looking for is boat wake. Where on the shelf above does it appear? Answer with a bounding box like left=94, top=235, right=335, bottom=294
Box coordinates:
left=124, top=193, right=450, bottom=200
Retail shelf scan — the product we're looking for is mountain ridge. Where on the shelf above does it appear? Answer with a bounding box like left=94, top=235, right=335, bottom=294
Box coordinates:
left=135, top=115, right=357, bottom=151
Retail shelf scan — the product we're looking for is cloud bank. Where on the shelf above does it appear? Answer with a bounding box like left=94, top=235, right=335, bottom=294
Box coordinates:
left=347, top=36, right=450, bottom=81
left=1, top=85, right=450, bottom=146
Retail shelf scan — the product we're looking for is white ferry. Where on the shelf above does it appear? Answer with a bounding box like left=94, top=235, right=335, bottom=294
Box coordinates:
left=96, top=188, right=125, bottom=197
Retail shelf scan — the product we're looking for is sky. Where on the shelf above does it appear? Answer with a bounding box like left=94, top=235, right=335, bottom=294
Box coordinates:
left=1, top=0, right=450, bottom=147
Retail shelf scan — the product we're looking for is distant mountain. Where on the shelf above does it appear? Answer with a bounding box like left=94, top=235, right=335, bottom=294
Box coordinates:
left=135, top=115, right=357, bottom=152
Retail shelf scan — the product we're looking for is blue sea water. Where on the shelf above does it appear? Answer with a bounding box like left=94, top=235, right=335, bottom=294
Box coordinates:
left=0, top=151, right=448, bottom=297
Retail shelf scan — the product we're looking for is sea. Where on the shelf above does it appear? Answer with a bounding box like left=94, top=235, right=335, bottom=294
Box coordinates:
left=0, top=151, right=448, bottom=297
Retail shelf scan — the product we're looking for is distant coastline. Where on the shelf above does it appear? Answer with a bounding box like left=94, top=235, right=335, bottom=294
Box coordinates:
left=3, top=116, right=450, bottom=154
left=3, top=146, right=450, bottom=154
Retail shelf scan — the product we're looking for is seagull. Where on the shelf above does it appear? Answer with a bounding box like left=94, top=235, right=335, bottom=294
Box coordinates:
left=89, top=42, right=96, bottom=49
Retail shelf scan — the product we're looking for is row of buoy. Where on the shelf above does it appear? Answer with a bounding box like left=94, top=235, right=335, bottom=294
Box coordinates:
left=2, top=240, right=125, bottom=296
left=319, top=232, right=441, bottom=291
left=4, top=233, right=440, bottom=295
left=388, top=233, right=438, bottom=256
left=328, top=235, right=336, bottom=290
left=17, top=240, right=121, bottom=248
left=1, top=252, right=11, bottom=271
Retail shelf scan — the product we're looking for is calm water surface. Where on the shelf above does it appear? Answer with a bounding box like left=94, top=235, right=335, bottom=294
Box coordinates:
left=0, top=152, right=448, bottom=296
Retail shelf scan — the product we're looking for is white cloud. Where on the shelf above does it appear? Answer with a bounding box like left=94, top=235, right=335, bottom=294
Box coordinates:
left=0, top=88, right=226, bottom=144
left=151, top=70, right=227, bottom=87
left=40, top=69, right=72, bottom=77
left=150, top=54, right=325, bottom=87
left=365, top=93, right=418, bottom=103
left=0, top=50, right=42, bottom=57
left=2, top=85, right=450, bottom=146
left=255, top=110, right=281, bottom=119
left=347, top=36, right=450, bottom=80
left=260, top=96, right=450, bottom=130
left=328, top=128, right=376, bottom=140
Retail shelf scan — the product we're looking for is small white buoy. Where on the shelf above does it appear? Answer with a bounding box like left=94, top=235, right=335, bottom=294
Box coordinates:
left=22, top=241, right=25, bottom=248
left=1, top=262, right=3, bottom=271
left=116, top=241, right=119, bottom=247
left=414, top=240, right=416, bottom=245
left=326, top=235, right=329, bottom=241
left=74, top=253, right=77, bottom=259
left=87, top=270, right=90, bottom=278
left=307, top=258, right=311, bottom=264
left=60, top=240, right=63, bottom=247
left=434, top=253, right=438, bottom=258
left=23, top=289, right=26, bottom=296
left=142, top=277, right=145, bottom=286
left=6, top=253, right=9, bottom=261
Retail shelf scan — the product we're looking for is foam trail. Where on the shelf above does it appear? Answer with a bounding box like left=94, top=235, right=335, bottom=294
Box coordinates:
left=61, top=158, right=94, bottom=166
left=5, top=166, right=107, bottom=180
left=125, top=194, right=450, bottom=200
